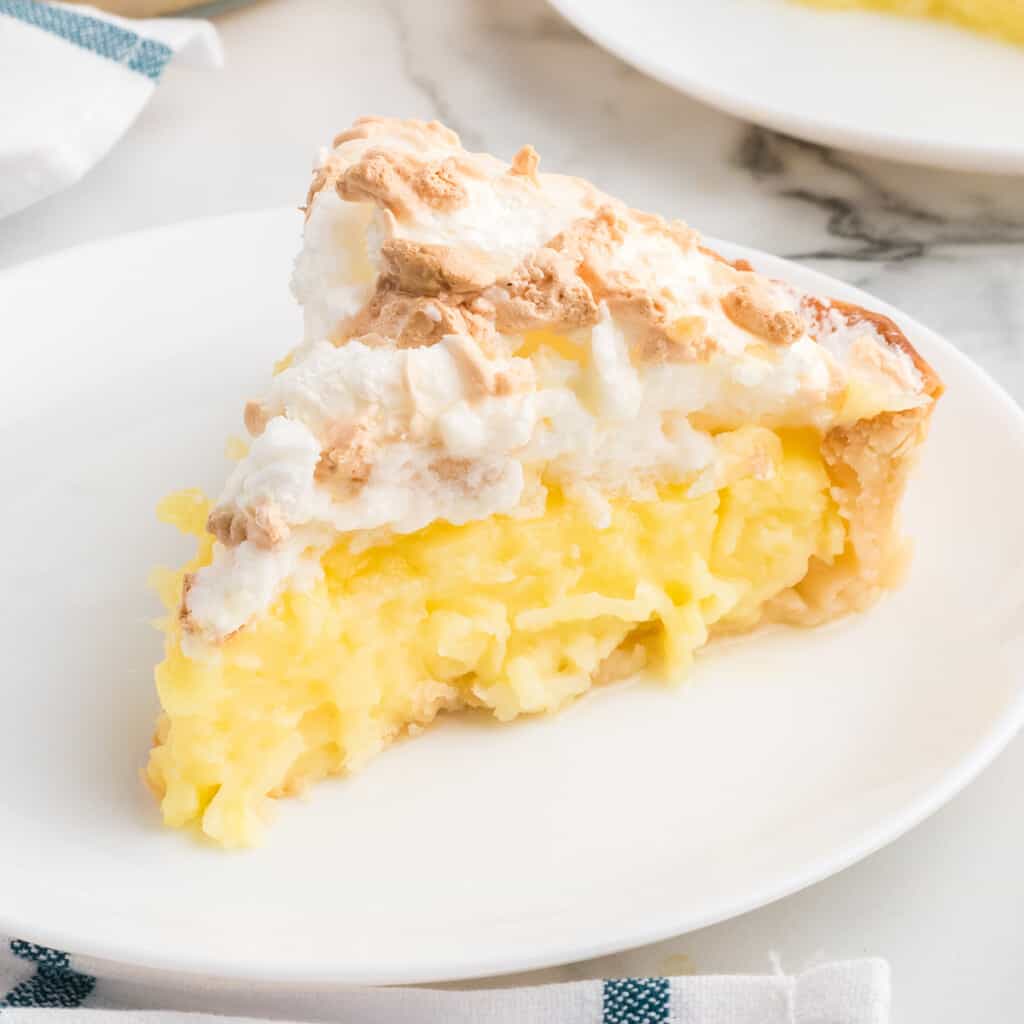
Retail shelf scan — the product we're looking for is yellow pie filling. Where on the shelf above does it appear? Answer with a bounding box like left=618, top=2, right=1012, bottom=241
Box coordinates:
left=797, top=0, right=1024, bottom=46
left=148, top=426, right=848, bottom=847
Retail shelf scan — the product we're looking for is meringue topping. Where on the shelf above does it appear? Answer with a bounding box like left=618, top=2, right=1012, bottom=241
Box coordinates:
left=182, top=117, right=931, bottom=645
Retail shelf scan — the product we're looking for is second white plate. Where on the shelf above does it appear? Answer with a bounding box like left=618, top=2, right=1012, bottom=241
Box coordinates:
left=550, top=0, right=1024, bottom=173
left=0, top=210, right=1022, bottom=986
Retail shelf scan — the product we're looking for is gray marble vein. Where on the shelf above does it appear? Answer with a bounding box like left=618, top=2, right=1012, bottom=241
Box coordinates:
left=735, top=127, right=1024, bottom=261
left=380, top=0, right=478, bottom=148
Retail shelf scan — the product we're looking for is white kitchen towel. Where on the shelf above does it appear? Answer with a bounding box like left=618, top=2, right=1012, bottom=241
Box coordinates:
left=0, top=0, right=221, bottom=218
left=0, top=938, right=890, bottom=1023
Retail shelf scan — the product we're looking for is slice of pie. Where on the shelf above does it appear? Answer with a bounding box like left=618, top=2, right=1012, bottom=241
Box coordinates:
left=146, top=117, right=942, bottom=847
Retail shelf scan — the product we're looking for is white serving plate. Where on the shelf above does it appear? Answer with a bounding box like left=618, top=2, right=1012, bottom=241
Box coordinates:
left=0, top=209, right=1021, bottom=986
left=549, top=0, right=1024, bottom=174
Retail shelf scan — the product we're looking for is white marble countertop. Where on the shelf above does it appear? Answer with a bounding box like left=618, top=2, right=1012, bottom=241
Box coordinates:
left=3, top=1, right=1023, bottom=1020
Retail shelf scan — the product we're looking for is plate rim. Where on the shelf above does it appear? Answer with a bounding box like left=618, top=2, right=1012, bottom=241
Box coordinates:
left=547, top=0, right=1024, bottom=175
left=1, top=208, right=1022, bottom=986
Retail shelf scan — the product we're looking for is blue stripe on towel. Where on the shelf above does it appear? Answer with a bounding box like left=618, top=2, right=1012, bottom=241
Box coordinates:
left=0, top=0, right=172, bottom=80
left=602, top=977, right=671, bottom=1023
left=1, top=940, right=95, bottom=1008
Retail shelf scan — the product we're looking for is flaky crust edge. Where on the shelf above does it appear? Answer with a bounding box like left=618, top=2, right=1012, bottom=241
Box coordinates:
left=769, top=298, right=941, bottom=627
left=699, top=249, right=942, bottom=627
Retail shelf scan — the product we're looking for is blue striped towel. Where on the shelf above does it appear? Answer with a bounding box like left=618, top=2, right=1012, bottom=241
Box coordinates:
left=0, top=0, right=221, bottom=218
left=0, top=937, right=889, bottom=1022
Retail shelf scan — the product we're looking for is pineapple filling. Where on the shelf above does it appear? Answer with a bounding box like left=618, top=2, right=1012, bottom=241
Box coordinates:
left=796, top=0, right=1024, bottom=46
left=148, top=427, right=846, bottom=847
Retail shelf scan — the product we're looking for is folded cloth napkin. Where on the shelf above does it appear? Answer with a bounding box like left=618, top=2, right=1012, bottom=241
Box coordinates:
left=0, top=938, right=889, bottom=1023
left=0, top=0, right=221, bottom=218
